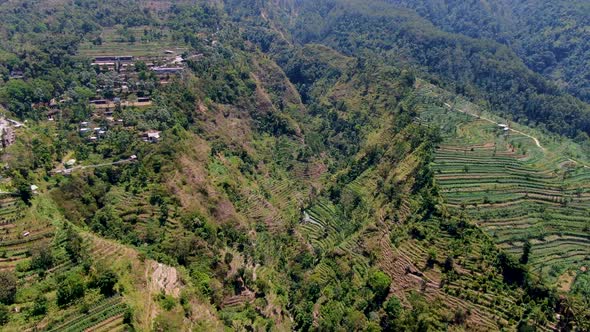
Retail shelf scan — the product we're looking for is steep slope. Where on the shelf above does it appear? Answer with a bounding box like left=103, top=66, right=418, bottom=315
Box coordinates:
left=0, top=0, right=589, bottom=331
left=415, top=80, right=590, bottom=285
left=251, top=0, right=590, bottom=141
left=385, top=0, right=590, bottom=102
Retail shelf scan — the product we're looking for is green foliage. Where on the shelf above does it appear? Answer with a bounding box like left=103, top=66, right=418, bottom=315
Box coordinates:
left=0, top=304, right=8, bottom=326
left=383, top=296, right=402, bottom=325
left=0, top=0, right=586, bottom=330
left=28, top=242, right=54, bottom=271
left=56, top=272, right=86, bottom=307
left=89, top=267, right=118, bottom=297
left=0, top=271, right=17, bottom=305
left=367, top=270, right=391, bottom=303
left=158, top=293, right=177, bottom=311
left=64, top=223, right=86, bottom=264
left=520, top=239, right=532, bottom=265
left=30, top=294, right=48, bottom=316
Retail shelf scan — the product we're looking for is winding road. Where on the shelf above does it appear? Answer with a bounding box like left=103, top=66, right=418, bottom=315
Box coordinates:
left=444, top=103, right=545, bottom=151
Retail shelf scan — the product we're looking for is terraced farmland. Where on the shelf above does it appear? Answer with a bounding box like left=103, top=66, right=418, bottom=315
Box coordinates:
left=0, top=195, right=54, bottom=272
left=419, top=90, right=590, bottom=281
left=78, top=26, right=186, bottom=57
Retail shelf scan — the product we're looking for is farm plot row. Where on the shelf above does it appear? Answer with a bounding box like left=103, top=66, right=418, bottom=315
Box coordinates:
left=434, top=141, right=590, bottom=276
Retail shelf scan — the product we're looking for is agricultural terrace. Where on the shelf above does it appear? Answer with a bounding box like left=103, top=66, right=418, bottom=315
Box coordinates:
left=416, top=83, right=590, bottom=284
left=0, top=193, right=132, bottom=331
left=78, top=26, right=188, bottom=57
left=297, top=161, right=551, bottom=330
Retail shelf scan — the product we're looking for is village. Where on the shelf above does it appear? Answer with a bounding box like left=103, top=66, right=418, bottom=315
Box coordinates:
left=33, top=49, right=195, bottom=148
left=0, top=47, right=198, bottom=189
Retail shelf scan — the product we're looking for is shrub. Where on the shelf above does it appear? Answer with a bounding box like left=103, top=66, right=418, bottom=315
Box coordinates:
left=56, top=272, right=85, bottom=307
left=0, top=271, right=17, bottom=304
left=367, top=270, right=391, bottom=303
left=0, top=305, right=8, bottom=326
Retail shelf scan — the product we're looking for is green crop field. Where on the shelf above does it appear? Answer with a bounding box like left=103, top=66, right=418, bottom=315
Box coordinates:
left=78, top=26, right=187, bottom=57
left=415, top=82, right=590, bottom=284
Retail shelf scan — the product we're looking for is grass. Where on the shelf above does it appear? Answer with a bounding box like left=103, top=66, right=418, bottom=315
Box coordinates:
left=78, top=26, right=187, bottom=57
left=415, top=82, right=590, bottom=284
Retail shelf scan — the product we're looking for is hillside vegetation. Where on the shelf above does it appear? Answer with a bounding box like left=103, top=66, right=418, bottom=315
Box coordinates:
left=0, top=0, right=588, bottom=331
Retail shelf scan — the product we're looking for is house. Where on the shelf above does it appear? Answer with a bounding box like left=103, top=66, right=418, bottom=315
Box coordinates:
left=93, top=56, right=134, bottom=63
left=2, top=127, right=15, bottom=148
left=151, top=67, right=183, bottom=74
left=143, top=130, right=161, bottom=143
left=46, top=109, right=60, bottom=121
left=171, top=56, right=184, bottom=64
left=9, top=70, right=23, bottom=79
left=90, top=99, right=109, bottom=105
left=30, top=185, right=38, bottom=194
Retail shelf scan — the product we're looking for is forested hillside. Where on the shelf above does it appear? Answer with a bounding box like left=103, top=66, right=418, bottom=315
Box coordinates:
left=386, top=0, right=590, bottom=103
left=0, top=0, right=588, bottom=331
left=250, top=0, right=590, bottom=143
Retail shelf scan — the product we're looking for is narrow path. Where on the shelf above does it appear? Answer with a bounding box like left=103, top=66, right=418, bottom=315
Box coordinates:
left=52, top=158, right=136, bottom=174
left=444, top=103, right=545, bottom=151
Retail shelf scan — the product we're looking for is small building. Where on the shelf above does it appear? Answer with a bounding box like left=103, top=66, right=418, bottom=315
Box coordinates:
left=171, top=56, right=184, bottom=64
left=143, top=130, right=161, bottom=143
left=47, top=109, right=60, bottom=121
left=151, top=67, right=183, bottom=75
left=90, top=99, right=108, bottom=105
left=164, top=50, right=175, bottom=54
left=22, top=231, right=30, bottom=237
left=9, top=70, right=24, bottom=79
left=30, top=185, right=38, bottom=194
left=66, top=159, right=76, bottom=167
left=137, top=97, right=151, bottom=103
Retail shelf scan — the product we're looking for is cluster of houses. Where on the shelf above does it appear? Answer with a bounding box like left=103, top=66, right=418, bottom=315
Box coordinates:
left=78, top=121, right=161, bottom=144
left=91, top=51, right=185, bottom=78
left=89, top=96, right=153, bottom=113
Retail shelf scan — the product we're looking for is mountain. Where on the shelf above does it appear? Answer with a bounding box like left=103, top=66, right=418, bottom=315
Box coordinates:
left=0, top=0, right=588, bottom=331
left=385, top=0, right=590, bottom=103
